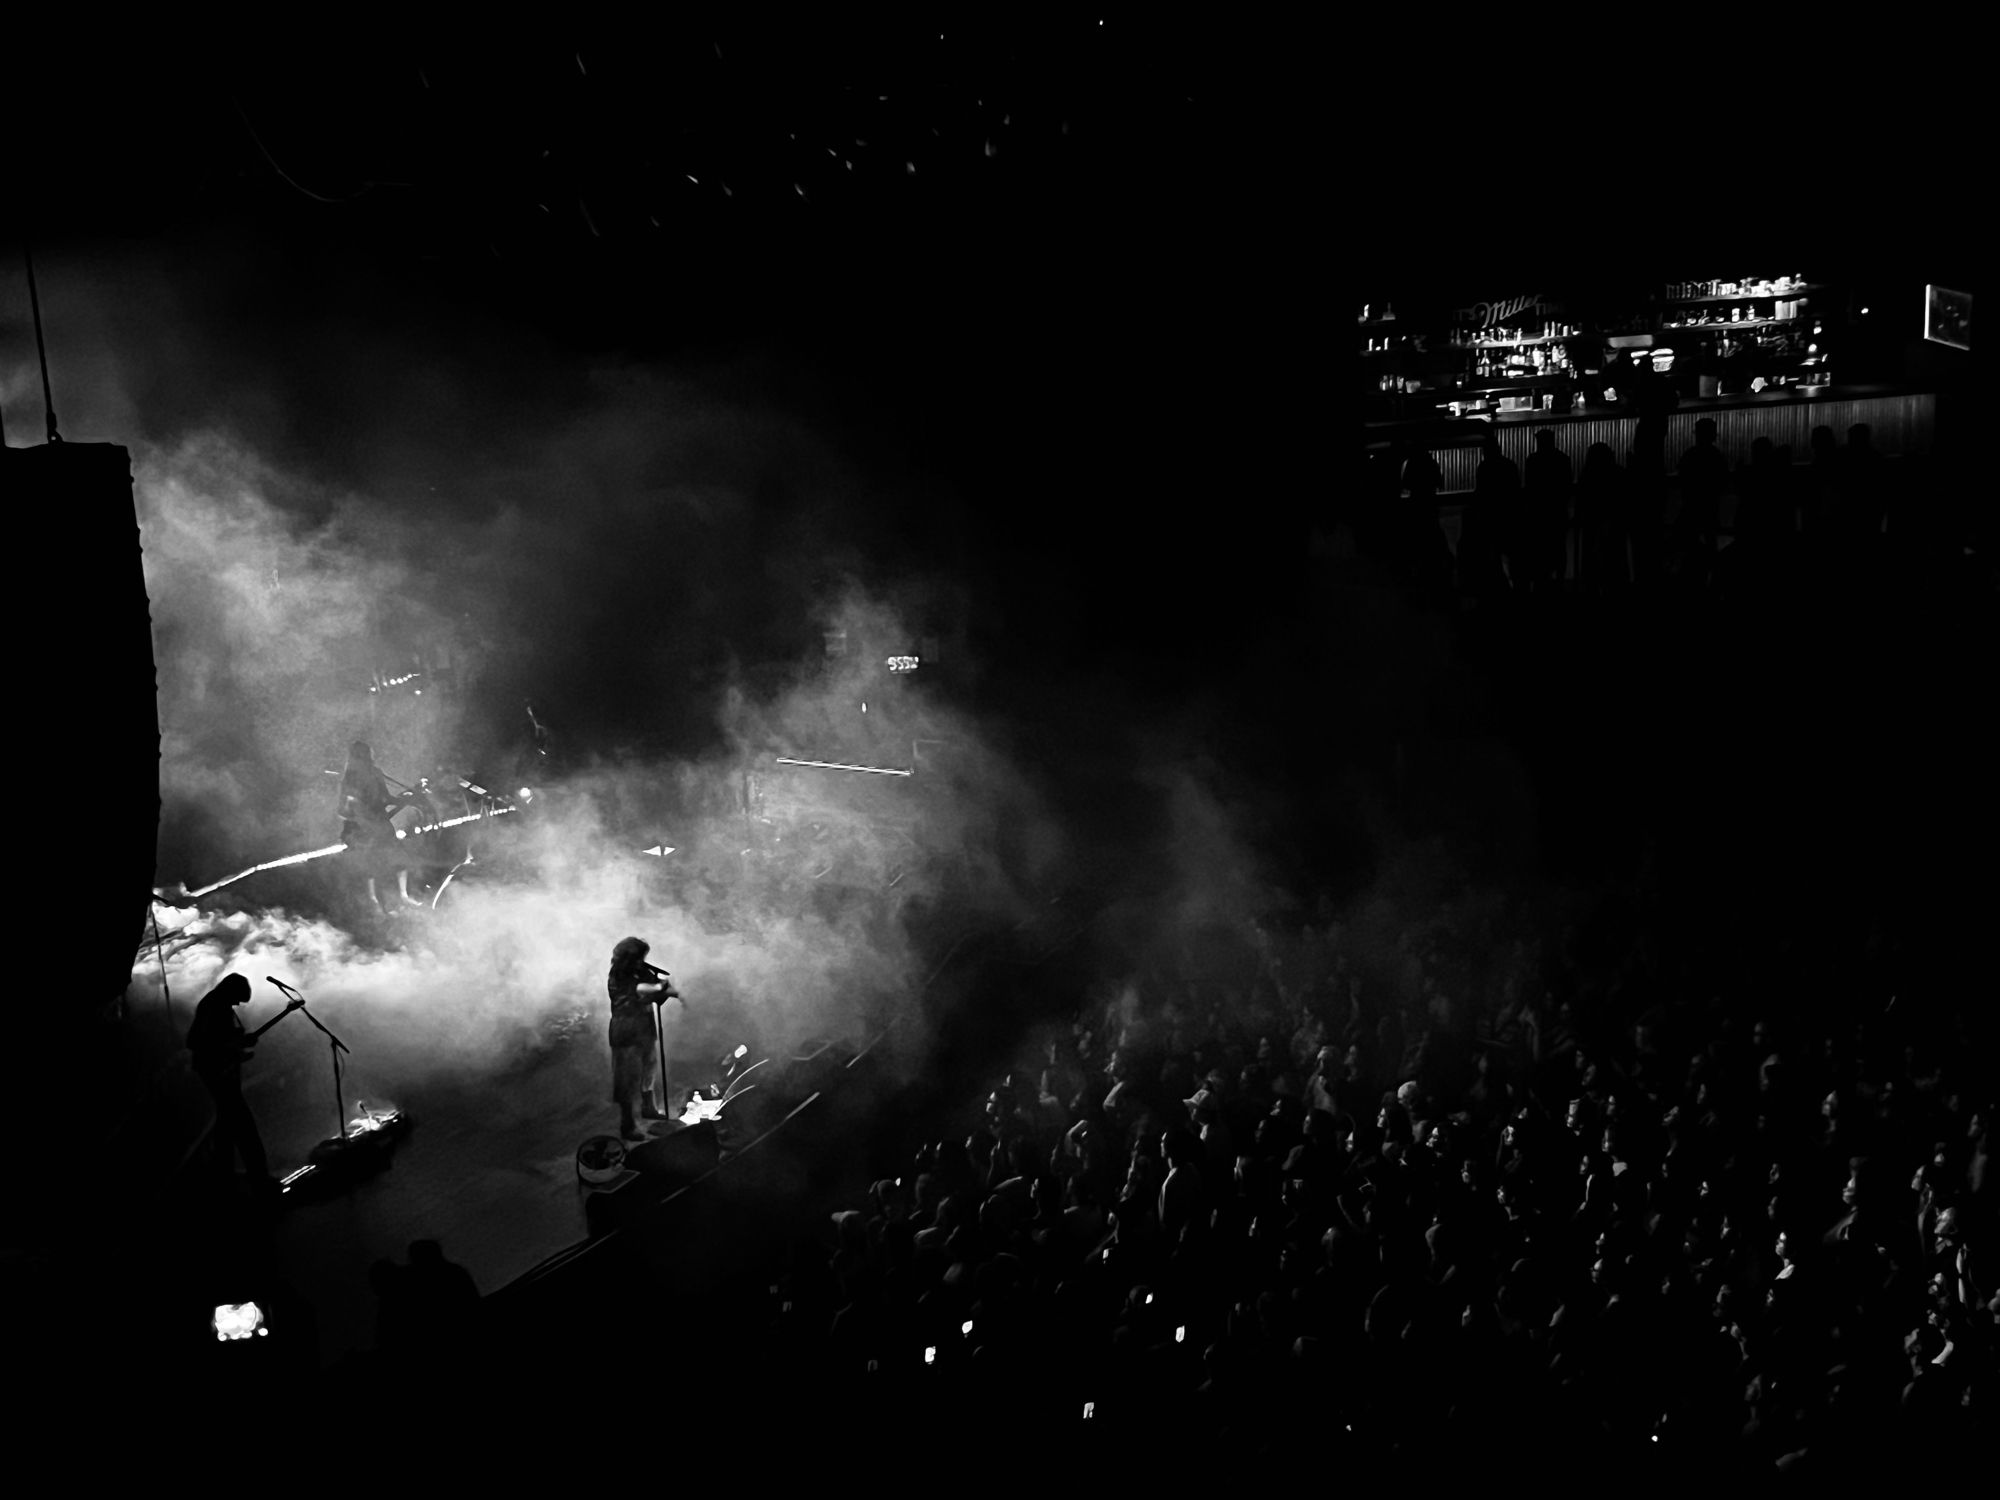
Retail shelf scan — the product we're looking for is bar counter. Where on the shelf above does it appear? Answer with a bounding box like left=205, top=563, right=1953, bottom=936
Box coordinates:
left=1365, top=384, right=1937, bottom=494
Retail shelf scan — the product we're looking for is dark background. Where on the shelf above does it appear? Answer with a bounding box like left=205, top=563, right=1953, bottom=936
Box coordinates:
left=5, top=29, right=1990, bottom=1428
left=5, top=29, right=1983, bottom=1026
left=9, top=28, right=1310, bottom=685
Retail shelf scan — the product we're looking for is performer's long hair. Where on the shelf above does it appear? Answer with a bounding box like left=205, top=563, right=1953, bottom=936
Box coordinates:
left=187, top=973, right=249, bottom=1046
left=200, top=973, right=250, bottom=1007
left=611, top=936, right=651, bottom=971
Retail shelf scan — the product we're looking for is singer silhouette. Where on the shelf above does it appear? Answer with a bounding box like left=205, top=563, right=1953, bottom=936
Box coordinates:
left=187, top=974, right=301, bottom=1196
left=608, top=936, right=680, bottom=1140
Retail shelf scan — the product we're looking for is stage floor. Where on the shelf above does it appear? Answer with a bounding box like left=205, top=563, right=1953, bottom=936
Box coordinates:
left=248, top=1014, right=635, bottom=1366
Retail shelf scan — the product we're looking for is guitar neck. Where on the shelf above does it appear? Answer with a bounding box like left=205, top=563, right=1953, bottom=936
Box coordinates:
left=247, top=1010, right=294, bottom=1043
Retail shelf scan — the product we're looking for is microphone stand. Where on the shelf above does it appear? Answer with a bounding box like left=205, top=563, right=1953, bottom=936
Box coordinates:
left=655, top=999, right=671, bottom=1123
left=274, top=980, right=353, bottom=1142
left=646, top=968, right=679, bottom=1120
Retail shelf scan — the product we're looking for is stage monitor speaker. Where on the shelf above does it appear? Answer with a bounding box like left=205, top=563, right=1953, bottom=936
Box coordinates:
left=770, top=1039, right=855, bottom=1105
left=584, top=1171, right=649, bottom=1236
left=624, top=1121, right=719, bottom=1182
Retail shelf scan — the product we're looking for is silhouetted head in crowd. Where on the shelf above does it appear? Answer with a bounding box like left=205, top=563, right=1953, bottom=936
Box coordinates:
left=1253, top=1110, right=1292, bottom=1157
left=1694, top=416, right=1718, bottom=447
left=1812, top=425, right=1838, bottom=462
left=1535, top=428, right=1556, bottom=453
left=1184, top=1086, right=1223, bottom=1129
left=1378, top=1100, right=1411, bottom=1147
left=1428, top=1121, right=1454, bottom=1163
left=1848, top=423, right=1873, bottom=453
left=1580, top=442, right=1618, bottom=484
left=1933, top=1205, right=1964, bottom=1257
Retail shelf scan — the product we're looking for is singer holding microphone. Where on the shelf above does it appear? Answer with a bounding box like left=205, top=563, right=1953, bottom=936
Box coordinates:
left=186, top=974, right=303, bottom=1196
left=608, top=937, right=681, bottom=1142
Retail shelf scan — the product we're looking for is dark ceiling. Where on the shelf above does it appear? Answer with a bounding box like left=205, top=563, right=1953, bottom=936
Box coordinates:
left=14, top=27, right=1301, bottom=353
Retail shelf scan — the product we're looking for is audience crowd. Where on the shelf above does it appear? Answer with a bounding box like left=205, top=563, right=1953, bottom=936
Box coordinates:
left=252, top=416, right=1990, bottom=1471
left=785, top=894, right=1994, bottom=1473
left=1364, top=421, right=1983, bottom=607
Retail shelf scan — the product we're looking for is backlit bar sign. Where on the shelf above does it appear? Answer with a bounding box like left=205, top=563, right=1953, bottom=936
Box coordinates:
left=1456, top=293, right=1557, bottom=329
left=1924, top=285, right=1970, bottom=351
left=886, top=655, right=919, bottom=673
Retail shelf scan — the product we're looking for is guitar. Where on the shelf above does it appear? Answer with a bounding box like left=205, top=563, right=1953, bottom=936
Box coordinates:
left=234, top=999, right=306, bottom=1062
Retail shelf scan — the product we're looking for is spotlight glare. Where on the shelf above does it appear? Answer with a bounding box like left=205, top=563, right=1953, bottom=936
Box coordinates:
left=212, top=1302, right=266, bottom=1342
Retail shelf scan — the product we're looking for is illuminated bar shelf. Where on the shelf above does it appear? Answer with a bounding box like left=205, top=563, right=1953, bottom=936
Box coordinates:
left=1464, top=335, right=1566, bottom=349
left=1661, top=317, right=1804, bottom=332
left=1664, top=284, right=1827, bottom=304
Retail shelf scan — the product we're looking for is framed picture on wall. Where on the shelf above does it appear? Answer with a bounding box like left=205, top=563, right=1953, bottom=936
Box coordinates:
left=1924, top=285, right=1970, bottom=351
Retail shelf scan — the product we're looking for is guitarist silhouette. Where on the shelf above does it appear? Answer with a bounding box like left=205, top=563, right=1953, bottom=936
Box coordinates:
left=338, top=739, right=427, bottom=912
left=187, top=974, right=303, bottom=1194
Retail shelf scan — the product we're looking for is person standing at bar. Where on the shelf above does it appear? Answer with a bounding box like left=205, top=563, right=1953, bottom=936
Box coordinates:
left=1399, top=442, right=1451, bottom=594
left=1575, top=443, right=1629, bottom=592
left=1676, top=417, right=1730, bottom=564
left=1799, top=425, right=1842, bottom=558
left=1627, top=415, right=1672, bottom=591
left=1465, top=433, right=1519, bottom=601
left=1357, top=446, right=1402, bottom=565
left=1522, top=429, right=1575, bottom=594
left=1731, top=436, right=1792, bottom=574
left=1840, top=424, right=1888, bottom=551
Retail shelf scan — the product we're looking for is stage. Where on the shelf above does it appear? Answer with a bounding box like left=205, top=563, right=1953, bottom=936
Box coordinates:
left=87, top=897, right=997, bottom=1381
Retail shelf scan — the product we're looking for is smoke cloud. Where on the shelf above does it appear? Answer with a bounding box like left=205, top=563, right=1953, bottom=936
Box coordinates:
left=19, top=236, right=1569, bottom=1144
left=0, top=242, right=1078, bottom=1105
left=117, top=401, right=1044, bottom=1089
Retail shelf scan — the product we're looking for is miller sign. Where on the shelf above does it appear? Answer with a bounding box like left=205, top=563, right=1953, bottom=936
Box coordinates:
left=1458, top=293, right=1554, bottom=329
